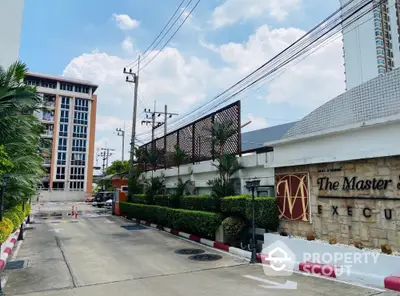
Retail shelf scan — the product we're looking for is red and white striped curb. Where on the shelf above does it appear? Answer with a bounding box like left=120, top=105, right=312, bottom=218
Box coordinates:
left=0, top=228, right=21, bottom=271
left=130, top=218, right=253, bottom=260
left=128, top=217, right=400, bottom=292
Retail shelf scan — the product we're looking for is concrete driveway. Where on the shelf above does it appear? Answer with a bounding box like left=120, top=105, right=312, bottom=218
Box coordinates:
left=3, top=203, right=396, bottom=296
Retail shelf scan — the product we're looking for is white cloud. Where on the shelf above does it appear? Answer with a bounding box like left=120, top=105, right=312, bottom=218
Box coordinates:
left=211, top=0, right=302, bottom=29
left=112, top=14, right=140, bottom=30
left=209, top=25, right=345, bottom=107
left=243, top=113, right=268, bottom=132
left=121, top=36, right=134, bottom=54
left=63, top=23, right=344, bottom=163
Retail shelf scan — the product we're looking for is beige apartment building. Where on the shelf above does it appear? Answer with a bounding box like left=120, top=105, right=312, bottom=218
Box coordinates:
left=25, top=72, right=97, bottom=193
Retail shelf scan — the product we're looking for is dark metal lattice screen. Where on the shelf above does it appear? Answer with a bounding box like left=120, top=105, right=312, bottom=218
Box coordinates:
left=140, top=101, right=241, bottom=171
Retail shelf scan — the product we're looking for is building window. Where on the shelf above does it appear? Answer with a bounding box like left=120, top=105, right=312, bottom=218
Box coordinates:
left=377, top=48, right=384, bottom=55
left=59, top=124, right=68, bottom=137
left=69, top=181, right=84, bottom=191
left=61, top=97, right=70, bottom=109
left=375, top=21, right=382, bottom=27
left=376, top=39, right=384, bottom=46
left=58, top=138, right=67, bottom=151
left=72, top=139, right=87, bottom=152
left=73, top=125, right=87, bottom=138
left=375, top=30, right=383, bottom=37
left=74, top=111, right=88, bottom=125
left=71, top=153, right=86, bottom=166
left=56, top=167, right=65, bottom=179
left=74, top=98, right=89, bottom=112
left=60, top=83, right=73, bottom=91
left=70, top=167, right=85, bottom=180
left=57, top=152, right=66, bottom=165
left=60, top=110, right=69, bottom=123
left=378, top=58, right=385, bottom=65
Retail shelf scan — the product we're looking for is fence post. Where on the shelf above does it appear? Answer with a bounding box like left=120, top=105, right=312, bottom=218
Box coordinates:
left=192, top=123, right=195, bottom=164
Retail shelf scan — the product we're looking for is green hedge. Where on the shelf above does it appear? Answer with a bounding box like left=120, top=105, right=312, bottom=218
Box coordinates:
left=221, top=195, right=279, bottom=231
left=132, top=194, right=146, bottom=204
left=221, top=195, right=248, bottom=215
left=120, top=202, right=223, bottom=239
left=180, top=195, right=216, bottom=212
left=153, top=195, right=170, bottom=207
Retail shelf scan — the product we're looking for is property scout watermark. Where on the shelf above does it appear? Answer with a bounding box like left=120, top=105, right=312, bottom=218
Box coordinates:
left=261, top=240, right=380, bottom=277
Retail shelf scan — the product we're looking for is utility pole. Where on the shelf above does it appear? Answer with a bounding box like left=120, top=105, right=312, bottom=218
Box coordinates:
left=100, top=148, right=115, bottom=175
left=123, top=55, right=140, bottom=179
left=116, top=123, right=125, bottom=161
left=141, top=104, right=179, bottom=140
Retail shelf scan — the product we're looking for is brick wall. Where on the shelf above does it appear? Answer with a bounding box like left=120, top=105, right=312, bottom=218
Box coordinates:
left=277, top=156, right=400, bottom=250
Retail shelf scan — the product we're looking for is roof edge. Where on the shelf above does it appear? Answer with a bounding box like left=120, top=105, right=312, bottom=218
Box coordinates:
left=263, top=113, right=400, bottom=147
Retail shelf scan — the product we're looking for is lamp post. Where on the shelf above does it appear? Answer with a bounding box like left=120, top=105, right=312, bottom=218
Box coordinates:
left=245, top=178, right=260, bottom=264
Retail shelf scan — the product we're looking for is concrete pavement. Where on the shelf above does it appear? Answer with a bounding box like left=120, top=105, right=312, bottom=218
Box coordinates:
left=3, top=203, right=397, bottom=296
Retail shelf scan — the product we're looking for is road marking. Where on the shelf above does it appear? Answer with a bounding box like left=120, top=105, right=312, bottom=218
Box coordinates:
left=243, top=275, right=297, bottom=290
left=104, top=220, right=114, bottom=224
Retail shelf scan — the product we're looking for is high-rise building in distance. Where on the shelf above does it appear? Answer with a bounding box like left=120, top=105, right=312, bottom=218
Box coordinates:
left=340, top=0, right=400, bottom=90
left=0, top=0, right=24, bottom=68
left=25, top=72, right=98, bottom=193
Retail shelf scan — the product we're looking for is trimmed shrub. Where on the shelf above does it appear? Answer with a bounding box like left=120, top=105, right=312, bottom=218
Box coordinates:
left=221, top=195, right=249, bottom=216
left=153, top=195, right=170, bottom=207
left=221, top=216, right=247, bottom=245
left=244, top=197, right=279, bottom=231
left=4, top=210, right=21, bottom=232
left=120, top=202, right=223, bottom=239
left=180, top=195, right=216, bottom=212
left=0, top=218, right=14, bottom=243
left=132, top=194, right=146, bottom=204
left=221, top=195, right=279, bottom=231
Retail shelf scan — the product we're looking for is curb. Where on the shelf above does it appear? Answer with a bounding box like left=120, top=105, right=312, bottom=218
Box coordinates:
left=126, top=217, right=399, bottom=291
left=129, top=218, right=252, bottom=261
left=0, top=228, right=21, bottom=271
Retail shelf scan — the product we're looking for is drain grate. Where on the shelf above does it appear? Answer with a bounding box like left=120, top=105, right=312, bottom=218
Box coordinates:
left=188, top=254, right=222, bottom=261
left=175, top=248, right=205, bottom=255
left=5, top=260, right=26, bottom=270
left=121, top=225, right=146, bottom=231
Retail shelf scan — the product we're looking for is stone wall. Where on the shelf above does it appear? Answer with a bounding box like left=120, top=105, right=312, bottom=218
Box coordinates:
left=277, top=156, right=400, bottom=250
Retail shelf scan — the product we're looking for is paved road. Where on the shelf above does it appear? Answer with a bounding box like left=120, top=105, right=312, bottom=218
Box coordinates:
left=3, top=203, right=397, bottom=296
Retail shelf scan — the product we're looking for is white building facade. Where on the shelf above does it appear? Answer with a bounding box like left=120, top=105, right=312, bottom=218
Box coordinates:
left=340, top=0, right=400, bottom=90
left=0, top=0, right=24, bottom=69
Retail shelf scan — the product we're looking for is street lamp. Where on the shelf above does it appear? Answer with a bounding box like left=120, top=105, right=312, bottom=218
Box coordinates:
left=245, top=178, right=261, bottom=264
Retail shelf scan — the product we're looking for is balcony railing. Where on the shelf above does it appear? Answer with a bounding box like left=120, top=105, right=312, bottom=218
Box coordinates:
left=41, top=130, right=53, bottom=137
left=42, top=116, right=54, bottom=122
left=42, top=174, right=50, bottom=181
left=43, top=102, right=56, bottom=109
left=43, top=159, right=52, bottom=165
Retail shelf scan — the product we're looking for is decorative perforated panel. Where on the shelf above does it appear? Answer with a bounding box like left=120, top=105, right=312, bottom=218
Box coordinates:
left=140, top=101, right=241, bottom=171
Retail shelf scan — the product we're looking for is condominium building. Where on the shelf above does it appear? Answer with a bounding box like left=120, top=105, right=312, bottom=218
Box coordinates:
left=0, top=0, right=24, bottom=68
left=25, top=72, right=98, bottom=192
left=340, top=0, right=400, bottom=90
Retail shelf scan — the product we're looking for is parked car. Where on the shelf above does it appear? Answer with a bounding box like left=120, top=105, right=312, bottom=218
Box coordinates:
left=94, top=191, right=114, bottom=207
left=105, top=199, right=113, bottom=207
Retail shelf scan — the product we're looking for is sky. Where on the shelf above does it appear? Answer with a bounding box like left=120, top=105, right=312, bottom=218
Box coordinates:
left=20, top=0, right=345, bottom=164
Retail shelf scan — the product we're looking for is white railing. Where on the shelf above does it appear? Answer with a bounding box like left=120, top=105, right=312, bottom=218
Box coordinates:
left=41, top=131, right=53, bottom=137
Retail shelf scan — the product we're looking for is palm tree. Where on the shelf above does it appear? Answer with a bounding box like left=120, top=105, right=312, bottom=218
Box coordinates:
left=172, top=145, right=186, bottom=178
left=213, top=153, right=243, bottom=184
left=209, top=121, right=237, bottom=161
left=0, top=61, right=44, bottom=207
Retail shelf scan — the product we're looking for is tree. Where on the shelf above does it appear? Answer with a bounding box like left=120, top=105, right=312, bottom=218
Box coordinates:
left=0, top=61, right=44, bottom=208
left=207, top=122, right=242, bottom=203
left=172, top=145, right=186, bottom=178
left=208, top=121, right=237, bottom=161
left=106, top=160, right=130, bottom=175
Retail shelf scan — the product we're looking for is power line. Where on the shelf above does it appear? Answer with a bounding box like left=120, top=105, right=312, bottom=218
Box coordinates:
left=138, top=0, right=201, bottom=72
left=125, top=0, right=187, bottom=69
left=137, top=0, right=385, bottom=140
